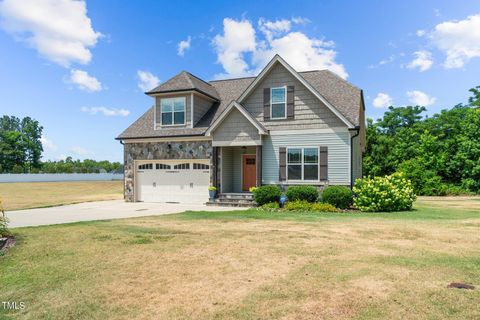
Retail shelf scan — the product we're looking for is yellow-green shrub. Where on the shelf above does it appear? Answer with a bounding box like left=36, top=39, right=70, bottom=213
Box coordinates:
left=353, top=172, right=416, bottom=212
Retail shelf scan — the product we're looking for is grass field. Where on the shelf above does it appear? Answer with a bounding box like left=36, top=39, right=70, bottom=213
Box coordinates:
left=0, top=181, right=123, bottom=211
left=0, top=197, right=479, bottom=319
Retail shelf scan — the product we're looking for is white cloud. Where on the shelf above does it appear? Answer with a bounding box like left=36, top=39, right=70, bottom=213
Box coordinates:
left=40, top=136, right=57, bottom=151
left=368, top=55, right=395, bottom=69
left=80, top=106, right=130, bottom=117
left=68, top=69, right=102, bottom=92
left=212, top=17, right=347, bottom=79
left=416, top=30, right=426, bottom=37
left=291, top=17, right=311, bottom=25
left=212, top=18, right=257, bottom=77
left=406, top=50, right=433, bottom=71
left=407, top=90, right=436, bottom=106
left=177, top=36, right=191, bottom=56
left=429, top=14, right=480, bottom=68
left=373, top=93, right=393, bottom=108
left=137, top=70, right=160, bottom=92
left=0, top=0, right=101, bottom=67
left=70, top=146, right=92, bottom=156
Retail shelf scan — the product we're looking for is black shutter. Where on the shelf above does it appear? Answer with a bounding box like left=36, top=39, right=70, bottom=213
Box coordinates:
left=320, top=147, right=328, bottom=181
left=279, top=147, right=286, bottom=181
left=287, top=86, right=294, bottom=120
left=263, top=88, right=270, bottom=121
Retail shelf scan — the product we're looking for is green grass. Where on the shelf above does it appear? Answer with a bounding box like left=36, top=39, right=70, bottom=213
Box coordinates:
left=0, top=197, right=479, bottom=319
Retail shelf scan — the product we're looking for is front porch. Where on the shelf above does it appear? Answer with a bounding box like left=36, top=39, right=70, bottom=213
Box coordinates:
left=216, top=146, right=262, bottom=194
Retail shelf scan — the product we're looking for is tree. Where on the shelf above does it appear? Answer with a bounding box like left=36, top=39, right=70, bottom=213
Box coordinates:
left=0, top=115, right=43, bottom=172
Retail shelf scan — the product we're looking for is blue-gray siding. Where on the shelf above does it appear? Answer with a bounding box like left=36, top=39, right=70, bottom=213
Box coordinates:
left=262, top=130, right=351, bottom=185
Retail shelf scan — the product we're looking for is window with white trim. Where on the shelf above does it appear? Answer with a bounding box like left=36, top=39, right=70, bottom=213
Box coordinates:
left=271, top=87, right=286, bottom=119
left=161, top=97, right=185, bottom=125
left=156, top=163, right=171, bottom=170
left=193, top=163, right=209, bottom=170
left=287, top=147, right=319, bottom=181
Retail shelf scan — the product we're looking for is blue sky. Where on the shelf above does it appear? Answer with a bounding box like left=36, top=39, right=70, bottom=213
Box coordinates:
left=1, top=0, right=479, bottom=162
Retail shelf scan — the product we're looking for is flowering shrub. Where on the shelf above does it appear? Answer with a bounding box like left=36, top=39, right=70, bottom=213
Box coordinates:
left=353, top=173, right=416, bottom=212
left=284, top=200, right=339, bottom=212
left=0, top=199, right=11, bottom=237
left=260, top=202, right=279, bottom=211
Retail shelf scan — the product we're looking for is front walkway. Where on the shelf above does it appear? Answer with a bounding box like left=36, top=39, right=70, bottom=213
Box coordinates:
left=6, top=200, right=244, bottom=228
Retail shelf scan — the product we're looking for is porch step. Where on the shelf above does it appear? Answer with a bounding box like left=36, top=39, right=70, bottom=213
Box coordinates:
left=206, top=193, right=256, bottom=207
left=206, top=200, right=255, bottom=208
left=218, top=193, right=254, bottom=200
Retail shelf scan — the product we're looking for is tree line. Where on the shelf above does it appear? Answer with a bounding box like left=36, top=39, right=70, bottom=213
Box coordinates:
left=0, top=116, right=122, bottom=174
left=364, top=86, right=480, bottom=195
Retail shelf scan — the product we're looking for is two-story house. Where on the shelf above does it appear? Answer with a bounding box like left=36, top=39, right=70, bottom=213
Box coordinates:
left=116, top=55, right=365, bottom=204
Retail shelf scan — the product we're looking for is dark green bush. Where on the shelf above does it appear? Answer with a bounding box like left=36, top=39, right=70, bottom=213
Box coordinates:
left=252, top=185, right=282, bottom=206
left=321, top=186, right=353, bottom=209
left=285, top=185, right=318, bottom=203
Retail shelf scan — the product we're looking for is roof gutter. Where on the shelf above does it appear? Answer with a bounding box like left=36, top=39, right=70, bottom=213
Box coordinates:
left=145, top=88, right=219, bottom=102
left=349, top=126, right=361, bottom=189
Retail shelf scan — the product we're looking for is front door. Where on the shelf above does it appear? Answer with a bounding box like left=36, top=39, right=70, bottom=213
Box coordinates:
left=242, top=154, right=257, bottom=191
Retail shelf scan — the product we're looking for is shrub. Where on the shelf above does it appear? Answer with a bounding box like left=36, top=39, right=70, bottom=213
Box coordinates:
left=284, top=200, right=313, bottom=211
left=260, top=202, right=279, bottom=211
left=0, top=199, right=11, bottom=237
left=252, top=185, right=282, bottom=206
left=353, top=172, right=416, bottom=212
left=321, top=186, right=353, bottom=209
left=310, top=202, right=339, bottom=212
left=286, top=185, right=319, bottom=203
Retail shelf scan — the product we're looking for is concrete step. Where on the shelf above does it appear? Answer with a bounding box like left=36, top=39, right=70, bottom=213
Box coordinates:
left=218, top=193, right=254, bottom=200
left=206, top=201, right=255, bottom=208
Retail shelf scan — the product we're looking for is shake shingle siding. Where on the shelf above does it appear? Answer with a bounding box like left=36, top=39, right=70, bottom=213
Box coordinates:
left=243, top=64, right=345, bottom=130
left=213, top=108, right=261, bottom=145
left=193, top=94, right=213, bottom=126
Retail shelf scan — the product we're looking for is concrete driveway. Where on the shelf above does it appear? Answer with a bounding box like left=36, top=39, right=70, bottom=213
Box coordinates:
left=6, top=200, right=244, bottom=228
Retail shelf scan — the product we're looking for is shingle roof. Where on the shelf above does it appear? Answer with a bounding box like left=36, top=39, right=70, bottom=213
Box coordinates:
left=146, top=71, right=220, bottom=100
left=117, top=68, right=362, bottom=140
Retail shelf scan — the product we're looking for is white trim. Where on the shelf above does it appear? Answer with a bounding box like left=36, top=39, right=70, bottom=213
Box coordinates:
left=160, top=96, right=186, bottom=126
left=269, top=127, right=349, bottom=135
left=122, top=136, right=211, bottom=143
left=220, top=147, right=224, bottom=194
left=286, top=146, right=320, bottom=182
left=237, top=55, right=355, bottom=128
left=205, top=101, right=267, bottom=136
left=190, top=93, right=194, bottom=128
left=270, top=86, right=287, bottom=120
left=149, top=90, right=218, bottom=102
left=153, top=104, right=156, bottom=130
left=212, top=140, right=261, bottom=147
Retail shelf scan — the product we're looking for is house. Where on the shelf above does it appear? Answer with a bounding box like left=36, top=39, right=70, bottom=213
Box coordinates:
left=116, top=55, right=365, bottom=204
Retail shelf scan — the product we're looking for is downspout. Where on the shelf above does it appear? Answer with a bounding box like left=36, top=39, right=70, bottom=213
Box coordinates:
left=349, top=127, right=360, bottom=189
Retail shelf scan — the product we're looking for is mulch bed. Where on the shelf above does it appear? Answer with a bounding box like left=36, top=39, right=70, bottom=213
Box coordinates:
left=0, top=236, right=16, bottom=253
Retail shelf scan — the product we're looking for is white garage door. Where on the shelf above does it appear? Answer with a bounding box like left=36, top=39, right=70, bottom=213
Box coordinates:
left=136, top=160, right=210, bottom=204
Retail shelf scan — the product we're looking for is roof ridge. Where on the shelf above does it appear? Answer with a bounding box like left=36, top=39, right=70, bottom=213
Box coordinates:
left=180, top=71, right=195, bottom=88
left=184, top=71, right=215, bottom=87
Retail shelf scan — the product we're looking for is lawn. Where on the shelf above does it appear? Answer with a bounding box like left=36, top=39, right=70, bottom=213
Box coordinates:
left=0, top=197, right=479, bottom=319
left=0, top=181, right=123, bottom=211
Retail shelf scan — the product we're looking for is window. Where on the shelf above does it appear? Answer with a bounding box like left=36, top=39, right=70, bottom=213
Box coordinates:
left=271, top=87, right=286, bottom=119
left=156, top=163, right=171, bottom=170
left=138, top=163, right=153, bottom=170
left=161, top=97, right=185, bottom=126
left=193, top=163, right=209, bottom=170
left=174, top=163, right=190, bottom=170
left=287, top=147, right=319, bottom=181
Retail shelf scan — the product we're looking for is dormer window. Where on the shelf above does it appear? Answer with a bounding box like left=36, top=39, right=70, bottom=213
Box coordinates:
left=161, top=97, right=185, bottom=126
left=271, top=87, right=286, bottom=119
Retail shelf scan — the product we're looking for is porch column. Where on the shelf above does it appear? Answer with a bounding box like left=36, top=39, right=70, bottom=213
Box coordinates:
left=256, top=145, right=262, bottom=187
left=212, top=146, right=219, bottom=191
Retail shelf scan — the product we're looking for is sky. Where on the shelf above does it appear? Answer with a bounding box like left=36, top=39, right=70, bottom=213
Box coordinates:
left=0, top=0, right=479, bottom=162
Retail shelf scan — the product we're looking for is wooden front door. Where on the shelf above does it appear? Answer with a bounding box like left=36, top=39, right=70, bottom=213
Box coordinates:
left=242, top=154, right=257, bottom=191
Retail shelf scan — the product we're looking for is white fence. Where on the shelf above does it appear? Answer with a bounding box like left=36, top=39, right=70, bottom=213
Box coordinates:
left=0, top=173, right=124, bottom=183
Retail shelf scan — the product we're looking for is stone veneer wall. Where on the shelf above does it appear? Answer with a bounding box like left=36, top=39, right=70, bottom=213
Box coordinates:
left=123, top=140, right=213, bottom=202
